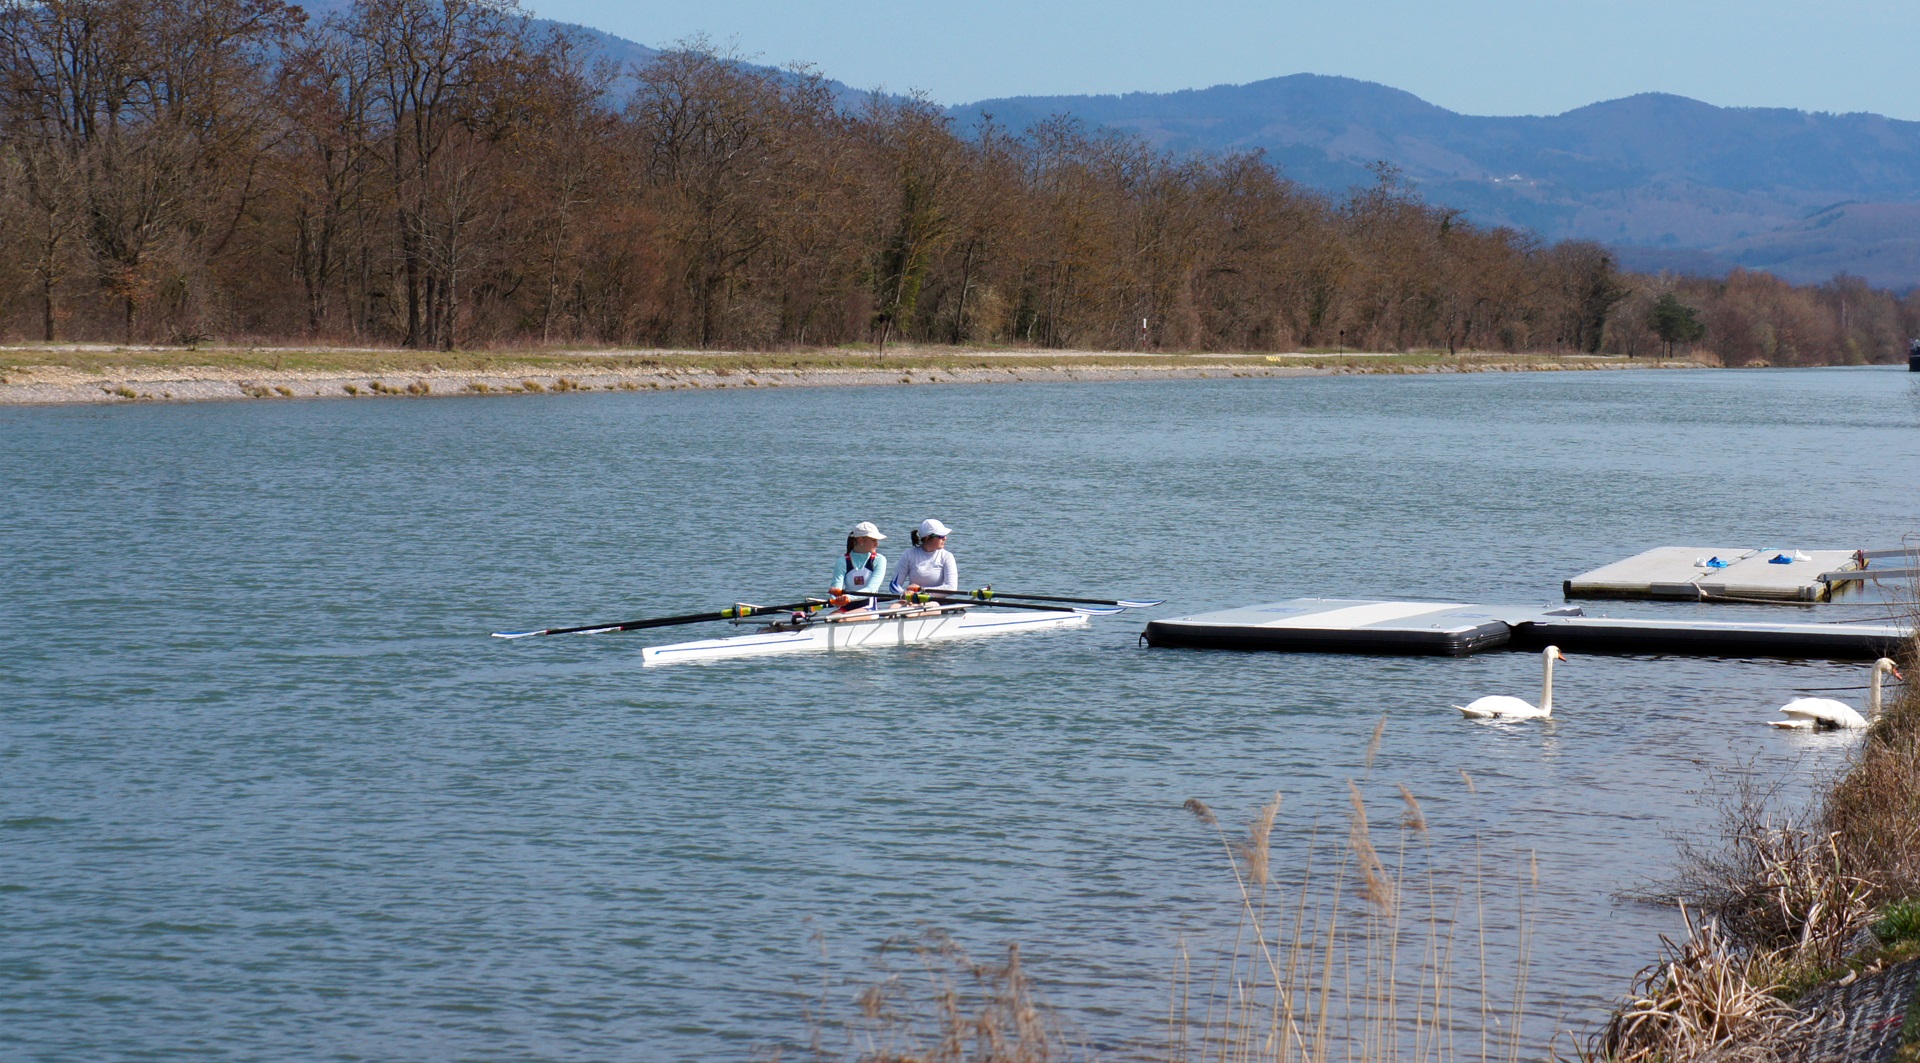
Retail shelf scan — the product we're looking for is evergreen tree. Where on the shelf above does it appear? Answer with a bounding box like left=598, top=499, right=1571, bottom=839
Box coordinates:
left=1647, top=292, right=1706, bottom=357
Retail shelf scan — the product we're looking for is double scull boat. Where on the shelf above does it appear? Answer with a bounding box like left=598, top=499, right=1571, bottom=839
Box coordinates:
left=494, top=586, right=1158, bottom=665
left=639, top=601, right=1088, bottom=665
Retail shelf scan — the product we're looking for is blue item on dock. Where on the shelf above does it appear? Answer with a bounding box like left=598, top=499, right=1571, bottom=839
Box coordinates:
left=1768, top=554, right=1793, bottom=564
left=1705, top=556, right=1729, bottom=568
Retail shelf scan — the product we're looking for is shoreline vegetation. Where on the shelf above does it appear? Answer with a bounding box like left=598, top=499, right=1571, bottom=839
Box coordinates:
left=0, top=343, right=1699, bottom=407
left=1592, top=639, right=1920, bottom=1063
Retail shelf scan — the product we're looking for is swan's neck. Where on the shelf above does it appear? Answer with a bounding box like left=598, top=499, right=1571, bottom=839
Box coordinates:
left=1540, top=653, right=1555, bottom=717
left=1870, top=660, right=1889, bottom=718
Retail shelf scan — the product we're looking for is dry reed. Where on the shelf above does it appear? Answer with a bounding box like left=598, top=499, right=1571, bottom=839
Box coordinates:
left=806, top=722, right=1540, bottom=1063
left=1171, top=749, right=1538, bottom=1063
left=1594, top=906, right=1808, bottom=1063
left=809, top=929, right=1084, bottom=1063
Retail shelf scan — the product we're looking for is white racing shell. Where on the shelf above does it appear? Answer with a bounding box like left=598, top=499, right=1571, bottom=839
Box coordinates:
left=640, top=604, right=1087, bottom=665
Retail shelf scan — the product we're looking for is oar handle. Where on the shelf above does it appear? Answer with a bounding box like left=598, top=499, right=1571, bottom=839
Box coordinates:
left=839, top=591, right=1123, bottom=616
left=936, top=587, right=1165, bottom=608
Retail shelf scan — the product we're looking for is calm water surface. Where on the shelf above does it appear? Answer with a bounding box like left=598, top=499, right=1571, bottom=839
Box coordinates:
left=4, top=367, right=1920, bottom=1061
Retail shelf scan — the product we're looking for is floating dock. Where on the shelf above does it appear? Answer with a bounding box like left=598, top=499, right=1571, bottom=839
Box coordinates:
left=1144, top=598, right=1912, bottom=660
left=1140, top=599, right=1576, bottom=656
left=1563, top=547, right=1864, bottom=603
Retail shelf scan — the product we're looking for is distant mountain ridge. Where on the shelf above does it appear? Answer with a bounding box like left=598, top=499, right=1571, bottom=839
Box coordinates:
left=951, top=75, right=1920, bottom=288
left=286, top=7, right=1920, bottom=288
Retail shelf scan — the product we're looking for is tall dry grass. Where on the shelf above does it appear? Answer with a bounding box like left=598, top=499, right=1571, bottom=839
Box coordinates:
left=1595, top=906, right=1808, bottom=1063
left=1169, top=771, right=1537, bottom=1063
left=803, top=726, right=1540, bottom=1063
left=810, top=929, right=1086, bottom=1063
left=1823, top=656, right=1920, bottom=901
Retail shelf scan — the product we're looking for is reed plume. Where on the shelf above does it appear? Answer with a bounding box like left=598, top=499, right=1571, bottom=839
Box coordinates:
left=1397, top=784, right=1427, bottom=835
left=1348, top=782, right=1396, bottom=910
left=1184, top=798, right=1219, bottom=828
left=1242, top=794, right=1282, bottom=889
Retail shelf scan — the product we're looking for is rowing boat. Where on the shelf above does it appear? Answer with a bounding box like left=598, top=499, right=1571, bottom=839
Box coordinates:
left=639, top=602, right=1087, bottom=665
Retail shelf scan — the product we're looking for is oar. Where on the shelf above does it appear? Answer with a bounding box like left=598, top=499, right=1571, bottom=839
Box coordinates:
left=916, top=586, right=1164, bottom=609
left=492, top=598, right=828, bottom=639
left=842, top=591, right=1124, bottom=616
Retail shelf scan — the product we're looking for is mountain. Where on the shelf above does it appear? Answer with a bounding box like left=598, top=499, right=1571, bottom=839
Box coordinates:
left=288, top=3, right=884, bottom=115
left=952, top=76, right=1920, bottom=288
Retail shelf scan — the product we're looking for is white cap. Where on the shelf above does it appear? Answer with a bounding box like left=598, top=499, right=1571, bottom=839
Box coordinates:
left=917, top=518, right=952, bottom=537
left=848, top=521, right=886, bottom=540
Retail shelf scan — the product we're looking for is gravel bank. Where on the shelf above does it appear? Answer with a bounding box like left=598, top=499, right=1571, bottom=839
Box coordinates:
left=0, top=356, right=1672, bottom=406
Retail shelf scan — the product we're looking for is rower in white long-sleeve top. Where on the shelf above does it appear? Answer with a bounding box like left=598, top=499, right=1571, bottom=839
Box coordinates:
left=890, top=518, right=957, bottom=594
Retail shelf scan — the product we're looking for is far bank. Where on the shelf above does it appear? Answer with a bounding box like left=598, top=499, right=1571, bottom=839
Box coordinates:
left=0, top=344, right=1700, bottom=406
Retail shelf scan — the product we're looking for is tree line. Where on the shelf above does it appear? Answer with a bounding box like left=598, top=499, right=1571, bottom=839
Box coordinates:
left=1, top=0, right=1913, bottom=363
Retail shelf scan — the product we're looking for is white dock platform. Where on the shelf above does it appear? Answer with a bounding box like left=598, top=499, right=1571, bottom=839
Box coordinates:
left=1143, top=598, right=1578, bottom=656
left=1564, top=547, right=1864, bottom=603
left=1143, top=597, right=1913, bottom=660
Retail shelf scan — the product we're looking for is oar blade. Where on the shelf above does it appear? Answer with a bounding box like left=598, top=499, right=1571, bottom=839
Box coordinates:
left=1114, top=598, right=1165, bottom=609
left=491, top=629, right=546, bottom=639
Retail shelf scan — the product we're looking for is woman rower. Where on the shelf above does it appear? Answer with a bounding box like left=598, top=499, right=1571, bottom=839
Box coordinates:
left=890, top=518, right=957, bottom=595
left=830, top=521, right=889, bottom=609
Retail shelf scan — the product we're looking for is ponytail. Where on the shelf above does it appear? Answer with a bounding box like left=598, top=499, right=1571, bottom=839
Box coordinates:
left=910, top=529, right=923, bottom=548
left=845, top=534, right=858, bottom=555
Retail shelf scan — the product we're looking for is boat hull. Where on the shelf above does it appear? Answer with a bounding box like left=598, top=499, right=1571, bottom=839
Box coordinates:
left=639, top=606, right=1088, bottom=665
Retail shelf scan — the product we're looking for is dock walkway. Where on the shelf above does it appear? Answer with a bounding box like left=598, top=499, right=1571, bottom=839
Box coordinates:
left=1564, top=546, right=1863, bottom=602
left=1144, top=598, right=1912, bottom=659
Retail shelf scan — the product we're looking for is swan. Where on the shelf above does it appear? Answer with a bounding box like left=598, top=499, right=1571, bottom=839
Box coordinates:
left=1768, top=658, right=1904, bottom=730
left=1456, top=646, right=1566, bottom=720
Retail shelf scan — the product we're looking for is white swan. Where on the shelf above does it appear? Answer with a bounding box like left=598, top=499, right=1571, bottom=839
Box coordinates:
left=1456, top=646, right=1566, bottom=720
left=1768, top=658, right=1904, bottom=730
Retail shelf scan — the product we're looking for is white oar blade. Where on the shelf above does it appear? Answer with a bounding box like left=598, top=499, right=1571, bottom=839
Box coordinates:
left=1115, top=598, right=1165, bottom=609
left=492, top=623, right=624, bottom=639
left=1071, top=604, right=1126, bottom=616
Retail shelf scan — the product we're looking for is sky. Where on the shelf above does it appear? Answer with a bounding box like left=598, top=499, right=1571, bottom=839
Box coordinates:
left=528, top=0, right=1920, bottom=120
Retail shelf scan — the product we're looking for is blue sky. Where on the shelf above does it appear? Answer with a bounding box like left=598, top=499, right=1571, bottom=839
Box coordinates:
left=530, top=0, right=1920, bottom=119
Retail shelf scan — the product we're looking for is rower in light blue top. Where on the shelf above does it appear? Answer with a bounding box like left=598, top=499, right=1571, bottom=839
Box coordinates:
left=891, top=518, right=957, bottom=593
left=831, top=521, right=888, bottom=609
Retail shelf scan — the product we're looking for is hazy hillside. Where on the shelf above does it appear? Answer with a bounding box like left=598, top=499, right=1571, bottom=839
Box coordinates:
left=293, top=0, right=659, bottom=91
left=277, top=8, right=1920, bottom=288
left=291, top=2, right=877, bottom=107
left=954, top=76, right=1920, bottom=288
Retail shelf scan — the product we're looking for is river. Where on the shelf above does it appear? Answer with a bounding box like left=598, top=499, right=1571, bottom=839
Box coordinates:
left=4, top=366, right=1918, bottom=1060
